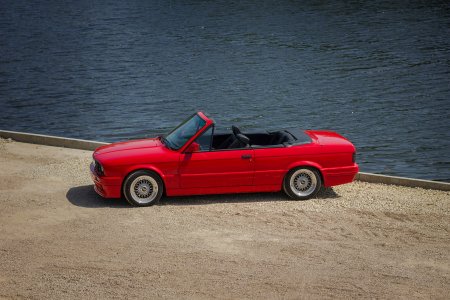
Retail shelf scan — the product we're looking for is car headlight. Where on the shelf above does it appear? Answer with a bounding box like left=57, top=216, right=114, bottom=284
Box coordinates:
left=93, top=159, right=104, bottom=176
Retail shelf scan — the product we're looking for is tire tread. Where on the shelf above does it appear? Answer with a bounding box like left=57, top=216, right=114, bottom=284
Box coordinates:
left=123, top=170, right=163, bottom=207
left=283, top=167, right=322, bottom=200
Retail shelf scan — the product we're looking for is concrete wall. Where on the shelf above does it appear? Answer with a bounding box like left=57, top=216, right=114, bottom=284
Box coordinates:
left=0, top=130, right=108, bottom=151
left=1, top=130, right=449, bottom=191
left=356, top=172, right=449, bottom=191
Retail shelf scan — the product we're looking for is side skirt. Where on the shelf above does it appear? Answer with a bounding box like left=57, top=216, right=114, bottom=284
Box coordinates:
left=166, top=185, right=281, bottom=197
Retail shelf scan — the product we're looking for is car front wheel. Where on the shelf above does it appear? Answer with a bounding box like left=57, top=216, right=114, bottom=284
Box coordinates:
left=283, top=167, right=322, bottom=200
left=123, top=170, right=163, bottom=206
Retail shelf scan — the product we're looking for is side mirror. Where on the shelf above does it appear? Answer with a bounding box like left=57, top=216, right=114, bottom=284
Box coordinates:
left=185, top=142, right=200, bottom=153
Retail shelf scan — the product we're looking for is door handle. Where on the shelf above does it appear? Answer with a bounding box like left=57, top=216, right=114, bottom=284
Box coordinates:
left=241, top=154, right=252, bottom=159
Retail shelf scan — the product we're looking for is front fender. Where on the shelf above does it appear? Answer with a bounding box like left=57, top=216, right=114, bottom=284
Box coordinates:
left=122, top=164, right=167, bottom=185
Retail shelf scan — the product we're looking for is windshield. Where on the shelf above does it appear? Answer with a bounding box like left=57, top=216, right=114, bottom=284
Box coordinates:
left=163, top=114, right=206, bottom=150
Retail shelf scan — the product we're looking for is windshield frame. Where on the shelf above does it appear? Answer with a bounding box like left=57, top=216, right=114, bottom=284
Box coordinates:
left=163, top=113, right=211, bottom=151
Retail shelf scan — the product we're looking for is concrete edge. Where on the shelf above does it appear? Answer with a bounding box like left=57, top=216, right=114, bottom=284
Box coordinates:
left=1, top=130, right=449, bottom=191
left=0, top=130, right=109, bottom=151
left=355, top=172, right=450, bottom=191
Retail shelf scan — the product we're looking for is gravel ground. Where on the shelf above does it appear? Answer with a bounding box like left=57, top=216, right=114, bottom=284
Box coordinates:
left=0, top=139, right=449, bottom=299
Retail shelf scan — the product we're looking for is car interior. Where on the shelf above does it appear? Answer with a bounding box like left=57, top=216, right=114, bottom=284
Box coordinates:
left=210, top=126, right=296, bottom=150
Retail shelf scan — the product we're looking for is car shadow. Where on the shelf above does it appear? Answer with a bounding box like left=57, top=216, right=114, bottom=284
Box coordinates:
left=66, top=185, right=130, bottom=208
left=161, top=187, right=340, bottom=206
left=66, top=185, right=340, bottom=208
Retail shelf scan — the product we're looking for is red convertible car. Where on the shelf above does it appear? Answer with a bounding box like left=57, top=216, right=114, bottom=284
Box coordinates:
left=90, top=112, right=358, bottom=206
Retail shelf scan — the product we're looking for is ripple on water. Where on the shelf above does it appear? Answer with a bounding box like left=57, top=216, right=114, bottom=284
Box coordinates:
left=0, top=1, right=449, bottom=181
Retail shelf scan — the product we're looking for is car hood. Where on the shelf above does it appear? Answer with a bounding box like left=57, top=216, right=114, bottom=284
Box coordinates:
left=94, top=138, right=159, bottom=155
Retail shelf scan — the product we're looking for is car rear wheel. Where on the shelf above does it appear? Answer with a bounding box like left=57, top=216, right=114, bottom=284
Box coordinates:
left=123, top=170, right=163, bottom=206
left=283, top=167, right=321, bottom=200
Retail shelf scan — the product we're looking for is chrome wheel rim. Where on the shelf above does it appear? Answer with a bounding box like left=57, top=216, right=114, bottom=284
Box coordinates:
left=289, top=169, right=317, bottom=197
left=130, top=175, right=158, bottom=204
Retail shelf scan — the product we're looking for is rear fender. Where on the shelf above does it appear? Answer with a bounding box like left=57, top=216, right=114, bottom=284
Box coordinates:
left=286, top=160, right=325, bottom=184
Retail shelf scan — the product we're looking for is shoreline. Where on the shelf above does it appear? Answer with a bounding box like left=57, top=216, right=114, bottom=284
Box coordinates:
left=1, top=129, right=449, bottom=191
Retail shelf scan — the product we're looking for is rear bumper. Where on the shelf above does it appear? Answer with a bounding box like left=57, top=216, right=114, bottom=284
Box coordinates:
left=322, top=164, right=359, bottom=187
left=90, top=163, right=122, bottom=198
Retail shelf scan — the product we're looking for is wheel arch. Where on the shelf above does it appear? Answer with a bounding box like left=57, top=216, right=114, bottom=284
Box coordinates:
left=121, top=165, right=167, bottom=197
left=285, top=161, right=325, bottom=186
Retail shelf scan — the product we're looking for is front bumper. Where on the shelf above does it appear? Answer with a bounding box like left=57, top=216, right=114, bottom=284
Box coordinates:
left=90, top=163, right=122, bottom=198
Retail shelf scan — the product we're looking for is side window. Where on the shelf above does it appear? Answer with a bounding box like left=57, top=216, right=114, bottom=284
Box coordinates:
left=194, top=126, right=213, bottom=151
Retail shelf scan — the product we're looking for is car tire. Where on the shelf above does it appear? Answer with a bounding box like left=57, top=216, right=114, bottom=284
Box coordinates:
left=123, top=170, right=163, bottom=206
left=283, top=167, right=322, bottom=200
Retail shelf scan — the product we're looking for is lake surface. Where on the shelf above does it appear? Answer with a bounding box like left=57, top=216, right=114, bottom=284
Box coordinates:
left=1, top=1, right=449, bottom=181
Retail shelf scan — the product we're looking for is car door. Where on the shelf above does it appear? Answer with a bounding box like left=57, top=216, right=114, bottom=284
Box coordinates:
left=178, top=127, right=254, bottom=188
left=179, top=149, right=254, bottom=188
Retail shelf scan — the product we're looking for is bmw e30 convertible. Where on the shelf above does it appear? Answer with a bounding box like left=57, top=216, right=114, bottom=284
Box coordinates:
left=90, top=112, right=358, bottom=206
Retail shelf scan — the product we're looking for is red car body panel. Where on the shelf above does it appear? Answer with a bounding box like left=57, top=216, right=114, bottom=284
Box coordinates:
left=91, top=112, right=359, bottom=199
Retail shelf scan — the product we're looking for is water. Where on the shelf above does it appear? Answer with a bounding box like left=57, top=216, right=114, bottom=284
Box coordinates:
left=1, top=1, right=449, bottom=181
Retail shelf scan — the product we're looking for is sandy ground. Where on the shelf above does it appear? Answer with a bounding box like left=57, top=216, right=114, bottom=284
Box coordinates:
left=0, top=138, right=449, bottom=299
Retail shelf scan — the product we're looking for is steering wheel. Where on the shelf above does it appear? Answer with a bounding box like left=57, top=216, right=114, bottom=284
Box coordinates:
left=232, top=125, right=242, bottom=136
